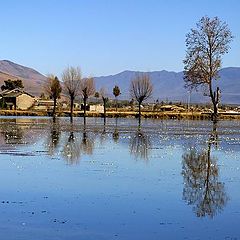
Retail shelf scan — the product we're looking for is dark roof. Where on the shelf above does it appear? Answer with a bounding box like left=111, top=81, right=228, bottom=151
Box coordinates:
left=0, top=89, right=35, bottom=98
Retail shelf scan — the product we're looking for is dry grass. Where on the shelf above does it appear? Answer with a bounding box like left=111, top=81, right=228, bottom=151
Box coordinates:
left=0, top=109, right=240, bottom=120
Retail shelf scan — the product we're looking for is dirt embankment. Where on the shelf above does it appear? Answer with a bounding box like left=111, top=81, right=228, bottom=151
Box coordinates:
left=0, top=109, right=240, bottom=120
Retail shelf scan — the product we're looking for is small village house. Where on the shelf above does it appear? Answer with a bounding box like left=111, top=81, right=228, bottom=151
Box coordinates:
left=0, top=89, right=35, bottom=110
left=33, top=99, right=55, bottom=111
left=89, top=104, right=104, bottom=113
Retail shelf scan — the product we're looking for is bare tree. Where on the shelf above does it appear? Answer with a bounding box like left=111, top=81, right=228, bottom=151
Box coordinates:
left=130, top=74, right=153, bottom=125
left=100, top=88, right=109, bottom=118
left=183, top=16, right=233, bottom=121
left=45, top=74, right=62, bottom=117
left=62, top=66, right=81, bottom=121
left=113, top=85, right=121, bottom=112
left=80, top=77, right=95, bottom=117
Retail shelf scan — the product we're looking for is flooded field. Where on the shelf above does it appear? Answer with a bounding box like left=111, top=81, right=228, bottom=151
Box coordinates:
left=0, top=117, right=239, bottom=240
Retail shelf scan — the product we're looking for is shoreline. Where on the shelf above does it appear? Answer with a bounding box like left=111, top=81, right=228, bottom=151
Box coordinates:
left=0, top=110, right=240, bottom=120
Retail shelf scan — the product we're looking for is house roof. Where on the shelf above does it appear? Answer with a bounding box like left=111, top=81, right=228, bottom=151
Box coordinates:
left=0, top=89, right=35, bottom=98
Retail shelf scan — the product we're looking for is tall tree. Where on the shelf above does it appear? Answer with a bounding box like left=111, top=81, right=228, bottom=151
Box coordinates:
left=1, top=79, right=24, bottom=91
left=183, top=16, right=233, bottom=121
left=113, top=85, right=121, bottom=112
left=45, top=74, right=62, bottom=117
left=130, top=74, right=153, bottom=125
left=62, top=66, right=81, bottom=121
left=80, top=77, right=95, bottom=117
left=100, top=88, right=109, bottom=118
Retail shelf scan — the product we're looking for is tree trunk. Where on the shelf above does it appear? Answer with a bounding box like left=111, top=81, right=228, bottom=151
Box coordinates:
left=53, top=97, right=57, bottom=117
left=83, top=97, right=87, bottom=117
left=115, top=97, right=118, bottom=112
left=103, top=100, right=106, bottom=118
left=138, top=101, right=141, bottom=127
left=70, top=96, right=74, bottom=122
left=209, top=83, right=218, bottom=121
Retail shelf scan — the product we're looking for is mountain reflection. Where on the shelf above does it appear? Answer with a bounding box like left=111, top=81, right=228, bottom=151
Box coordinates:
left=130, top=129, right=151, bottom=160
left=182, top=122, right=228, bottom=218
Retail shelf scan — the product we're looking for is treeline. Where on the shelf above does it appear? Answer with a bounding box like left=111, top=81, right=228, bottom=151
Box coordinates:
left=1, top=16, right=234, bottom=123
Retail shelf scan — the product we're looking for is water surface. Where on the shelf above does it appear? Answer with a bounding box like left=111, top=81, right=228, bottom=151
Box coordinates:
left=0, top=117, right=239, bottom=240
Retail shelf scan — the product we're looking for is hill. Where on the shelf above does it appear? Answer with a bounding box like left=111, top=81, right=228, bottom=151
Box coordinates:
left=94, top=68, right=240, bottom=104
left=0, top=60, right=239, bottom=103
left=0, top=60, right=47, bottom=96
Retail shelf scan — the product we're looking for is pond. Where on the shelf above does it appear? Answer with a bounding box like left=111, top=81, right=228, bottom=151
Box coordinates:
left=0, top=117, right=239, bottom=240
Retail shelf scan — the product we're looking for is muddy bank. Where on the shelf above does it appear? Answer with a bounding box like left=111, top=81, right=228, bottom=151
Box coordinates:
left=0, top=110, right=240, bottom=120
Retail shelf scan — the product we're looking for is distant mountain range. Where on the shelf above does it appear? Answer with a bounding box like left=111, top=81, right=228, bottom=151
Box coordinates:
left=0, top=60, right=239, bottom=103
left=0, top=60, right=47, bottom=96
left=94, top=68, right=240, bottom=104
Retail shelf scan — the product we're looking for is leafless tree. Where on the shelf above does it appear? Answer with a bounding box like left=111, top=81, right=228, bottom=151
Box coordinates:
left=100, top=87, right=109, bottom=118
left=44, top=74, right=62, bottom=117
left=183, top=16, right=233, bottom=121
left=80, top=77, right=95, bottom=117
left=130, top=73, right=153, bottom=125
left=62, top=66, right=81, bottom=121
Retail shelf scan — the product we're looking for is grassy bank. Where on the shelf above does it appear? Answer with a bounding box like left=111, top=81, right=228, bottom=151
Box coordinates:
left=0, top=109, right=240, bottom=120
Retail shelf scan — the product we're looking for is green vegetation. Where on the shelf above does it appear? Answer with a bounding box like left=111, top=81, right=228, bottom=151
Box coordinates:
left=1, top=79, right=24, bottom=91
left=45, top=75, right=62, bottom=117
left=113, top=85, right=121, bottom=111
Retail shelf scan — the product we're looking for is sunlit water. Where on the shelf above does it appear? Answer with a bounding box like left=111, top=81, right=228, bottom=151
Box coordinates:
left=0, top=117, right=239, bottom=240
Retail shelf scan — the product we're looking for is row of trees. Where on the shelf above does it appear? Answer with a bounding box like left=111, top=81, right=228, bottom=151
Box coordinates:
left=45, top=67, right=123, bottom=120
left=44, top=16, right=233, bottom=123
left=45, top=66, right=153, bottom=123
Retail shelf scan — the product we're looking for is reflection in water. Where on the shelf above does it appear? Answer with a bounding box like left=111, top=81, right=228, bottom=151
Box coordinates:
left=112, top=118, right=119, bottom=143
left=100, top=119, right=107, bottom=144
left=47, top=119, right=61, bottom=155
left=182, top=122, right=228, bottom=218
left=130, top=129, right=151, bottom=160
left=0, top=119, right=27, bottom=144
left=4, top=124, right=24, bottom=144
left=80, top=124, right=94, bottom=155
left=62, top=130, right=81, bottom=165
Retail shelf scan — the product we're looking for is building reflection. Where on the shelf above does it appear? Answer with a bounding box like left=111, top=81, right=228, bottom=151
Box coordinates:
left=130, top=128, right=151, bottom=160
left=0, top=118, right=37, bottom=145
left=182, top=122, right=228, bottom=218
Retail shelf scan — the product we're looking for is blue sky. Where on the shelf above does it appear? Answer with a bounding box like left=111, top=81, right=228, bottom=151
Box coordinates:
left=0, top=0, right=239, bottom=77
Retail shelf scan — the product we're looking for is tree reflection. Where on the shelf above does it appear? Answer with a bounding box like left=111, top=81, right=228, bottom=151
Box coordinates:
left=100, top=118, right=107, bottom=144
left=182, top=122, right=228, bottom=218
left=47, top=118, right=61, bottom=155
left=130, top=128, right=151, bottom=160
left=62, top=125, right=81, bottom=165
left=112, top=118, right=119, bottom=143
left=80, top=123, right=94, bottom=155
